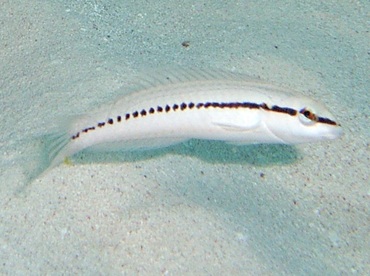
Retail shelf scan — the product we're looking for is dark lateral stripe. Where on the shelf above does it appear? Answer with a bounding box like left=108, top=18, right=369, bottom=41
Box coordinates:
left=71, top=100, right=337, bottom=140
left=317, top=117, right=337, bottom=126
left=271, top=105, right=297, bottom=116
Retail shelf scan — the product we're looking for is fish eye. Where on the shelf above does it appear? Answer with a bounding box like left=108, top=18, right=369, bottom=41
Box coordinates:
left=299, top=108, right=318, bottom=126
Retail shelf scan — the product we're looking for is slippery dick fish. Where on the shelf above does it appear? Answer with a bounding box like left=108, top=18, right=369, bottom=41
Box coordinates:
left=46, top=70, right=342, bottom=171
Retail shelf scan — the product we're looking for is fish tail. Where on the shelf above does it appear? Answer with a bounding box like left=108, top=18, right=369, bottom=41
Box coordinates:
left=25, top=132, right=72, bottom=184
left=47, top=132, right=72, bottom=169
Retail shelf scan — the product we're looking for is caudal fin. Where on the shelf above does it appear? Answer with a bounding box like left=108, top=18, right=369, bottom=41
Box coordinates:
left=24, top=132, right=71, bottom=184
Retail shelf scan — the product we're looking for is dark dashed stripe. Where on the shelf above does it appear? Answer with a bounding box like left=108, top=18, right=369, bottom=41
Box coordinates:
left=71, top=100, right=337, bottom=140
left=271, top=105, right=297, bottom=116
left=317, top=117, right=337, bottom=126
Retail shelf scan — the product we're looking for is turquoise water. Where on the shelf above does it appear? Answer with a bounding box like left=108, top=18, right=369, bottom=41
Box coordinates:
left=0, top=0, right=368, bottom=274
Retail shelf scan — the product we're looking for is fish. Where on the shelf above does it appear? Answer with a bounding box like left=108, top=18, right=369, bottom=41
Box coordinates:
left=45, top=69, right=342, bottom=172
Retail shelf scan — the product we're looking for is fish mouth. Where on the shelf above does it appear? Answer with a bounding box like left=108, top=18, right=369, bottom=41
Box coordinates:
left=324, top=126, right=343, bottom=140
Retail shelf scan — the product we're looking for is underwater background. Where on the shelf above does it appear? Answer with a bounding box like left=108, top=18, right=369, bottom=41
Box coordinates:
left=0, top=0, right=369, bottom=274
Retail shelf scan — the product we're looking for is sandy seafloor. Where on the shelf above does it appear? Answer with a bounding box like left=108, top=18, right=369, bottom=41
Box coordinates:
left=0, top=0, right=369, bottom=275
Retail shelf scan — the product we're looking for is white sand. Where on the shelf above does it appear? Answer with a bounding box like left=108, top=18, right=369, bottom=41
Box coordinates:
left=0, top=0, right=369, bottom=274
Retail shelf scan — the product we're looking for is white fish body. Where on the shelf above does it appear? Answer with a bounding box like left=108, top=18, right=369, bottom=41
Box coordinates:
left=47, top=71, right=342, bottom=170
